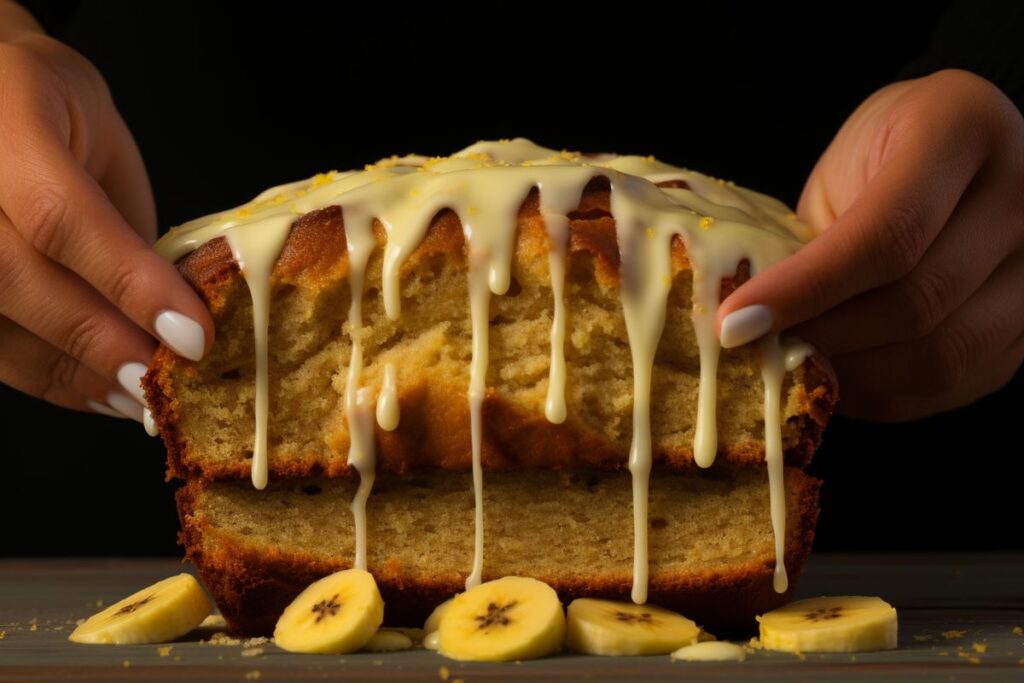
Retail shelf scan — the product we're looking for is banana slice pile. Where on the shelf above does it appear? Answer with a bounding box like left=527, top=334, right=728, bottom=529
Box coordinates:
left=67, top=570, right=899, bottom=659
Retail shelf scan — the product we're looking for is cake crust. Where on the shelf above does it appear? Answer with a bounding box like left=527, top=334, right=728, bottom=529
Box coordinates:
left=144, top=180, right=837, bottom=483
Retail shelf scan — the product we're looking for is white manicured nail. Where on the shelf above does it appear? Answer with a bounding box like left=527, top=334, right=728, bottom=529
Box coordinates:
left=87, top=400, right=127, bottom=419
left=143, top=407, right=159, bottom=437
left=720, top=304, right=774, bottom=348
left=117, top=362, right=148, bottom=405
left=107, top=391, right=144, bottom=423
left=154, top=310, right=205, bottom=361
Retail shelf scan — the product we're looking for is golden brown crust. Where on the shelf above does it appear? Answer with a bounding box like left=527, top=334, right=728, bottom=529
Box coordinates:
left=177, top=469, right=820, bottom=637
left=144, top=180, right=837, bottom=482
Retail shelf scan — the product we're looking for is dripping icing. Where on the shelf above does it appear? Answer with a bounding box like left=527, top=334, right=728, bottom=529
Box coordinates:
left=154, top=137, right=815, bottom=599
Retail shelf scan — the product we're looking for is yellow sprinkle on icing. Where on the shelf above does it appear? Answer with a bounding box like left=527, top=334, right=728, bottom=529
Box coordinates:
left=699, top=216, right=715, bottom=230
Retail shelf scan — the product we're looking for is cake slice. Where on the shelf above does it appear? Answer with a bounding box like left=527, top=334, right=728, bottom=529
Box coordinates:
left=143, top=139, right=838, bottom=637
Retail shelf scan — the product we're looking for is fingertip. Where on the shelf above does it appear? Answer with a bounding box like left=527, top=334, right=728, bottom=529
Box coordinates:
left=718, top=303, right=775, bottom=348
left=154, top=309, right=209, bottom=361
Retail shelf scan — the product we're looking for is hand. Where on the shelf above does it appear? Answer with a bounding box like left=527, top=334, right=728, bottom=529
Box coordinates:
left=716, top=69, right=1024, bottom=421
left=0, top=24, right=213, bottom=421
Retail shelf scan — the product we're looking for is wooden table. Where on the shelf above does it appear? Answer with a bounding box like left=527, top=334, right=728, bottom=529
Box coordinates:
left=1, top=554, right=1022, bottom=681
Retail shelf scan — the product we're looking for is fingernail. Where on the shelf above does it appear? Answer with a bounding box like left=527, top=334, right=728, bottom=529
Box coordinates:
left=107, top=391, right=144, bottom=423
left=720, top=304, right=774, bottom=348
left=154, top=310, right=205, bottom=361
left=143, top=407, right=159, bottom=437
left=117, top=362, right=148, bottom=405
left=87, top=399, right=127, bottom=419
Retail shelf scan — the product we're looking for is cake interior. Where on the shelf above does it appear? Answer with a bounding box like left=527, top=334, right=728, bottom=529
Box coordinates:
left=182, top=467, right=819, bottom=634
left=170, top=215, right=813, bottom=473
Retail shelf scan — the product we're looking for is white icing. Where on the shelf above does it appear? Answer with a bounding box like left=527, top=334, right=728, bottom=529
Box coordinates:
left=154, top=137, right=814, bottom=599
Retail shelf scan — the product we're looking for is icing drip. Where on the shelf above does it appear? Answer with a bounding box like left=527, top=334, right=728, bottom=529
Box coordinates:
left=761, top=333, right=789, bottom=593
left=348, top=387, right=376, bottom=571
left=376, top=363, right=400, bottom=431
left=224, top=215, right=294, bottom=489
left=154, top=137, right=815, bottom=599
left=343, top=205, right=378, bottom=570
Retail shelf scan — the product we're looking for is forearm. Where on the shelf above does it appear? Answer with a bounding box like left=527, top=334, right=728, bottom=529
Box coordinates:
left=0, top=0, right=43, bottom=41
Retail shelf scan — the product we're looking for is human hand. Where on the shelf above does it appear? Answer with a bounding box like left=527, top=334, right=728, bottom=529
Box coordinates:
left=0, top=23, right=214, bottom=422
left=716, top=69, right=1024, bottom=421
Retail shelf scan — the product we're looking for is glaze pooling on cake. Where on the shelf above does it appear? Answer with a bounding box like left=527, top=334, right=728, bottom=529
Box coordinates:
left=154, top=137, right=816, bottom=601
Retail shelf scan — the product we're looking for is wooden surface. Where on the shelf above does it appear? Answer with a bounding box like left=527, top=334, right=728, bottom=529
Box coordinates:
left=1, top=554, right=1022, bottom=681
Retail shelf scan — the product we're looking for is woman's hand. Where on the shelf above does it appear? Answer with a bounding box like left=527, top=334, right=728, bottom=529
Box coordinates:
left=717, top=69, right=1024, bottom=421
left=0, top=16, right=213, bottom=421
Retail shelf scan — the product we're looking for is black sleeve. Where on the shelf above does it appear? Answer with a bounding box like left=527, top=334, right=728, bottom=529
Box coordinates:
left=896, top=1, right=1024, bottom=112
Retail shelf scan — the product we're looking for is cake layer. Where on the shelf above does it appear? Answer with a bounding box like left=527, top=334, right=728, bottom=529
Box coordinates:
left=146, top=183, right=836, bottom=482
left=178, top=467, right=821, bottom=636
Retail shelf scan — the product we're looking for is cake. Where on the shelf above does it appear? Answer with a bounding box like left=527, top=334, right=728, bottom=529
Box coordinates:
left=144, top=138, right=837, bottom=636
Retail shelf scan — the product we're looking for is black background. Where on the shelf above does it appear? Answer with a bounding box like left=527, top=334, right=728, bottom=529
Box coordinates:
left=2, top=2, right=1021, bottom=555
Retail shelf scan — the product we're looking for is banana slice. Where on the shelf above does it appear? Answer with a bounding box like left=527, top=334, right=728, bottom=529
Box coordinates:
left=69, top=574, right=212, bottom=644
left=566, top=598, right=700, bottom=656
left=273, top=568, right=384, bottom=654
left=757, top=596, right=898, bottom=653
left=424, top=597, right=453, bottom=635
left=438, top=576, right=565, bottom=661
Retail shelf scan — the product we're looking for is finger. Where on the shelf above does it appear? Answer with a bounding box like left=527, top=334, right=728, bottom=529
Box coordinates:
left=829, top=248, right=1024, bottom=398
left=0, top=94, right=212, bottom=360
left=0, top=215, right=157, bottom=400
left=97, top=114, right=157, bottom=243
left=791, top=169, right=1024, bottom=356
left=716, top=96, right=991, bottom=348
left=0, top=314, right=140, bottom=419
left=836, top=333, right=1024, bottom=422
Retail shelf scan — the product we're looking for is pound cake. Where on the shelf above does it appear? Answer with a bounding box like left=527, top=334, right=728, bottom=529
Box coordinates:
left=143, top=138, right=837, bottom=636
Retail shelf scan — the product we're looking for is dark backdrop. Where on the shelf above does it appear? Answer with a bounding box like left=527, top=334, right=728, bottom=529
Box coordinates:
left=2, top=1, right=1021, bottom=555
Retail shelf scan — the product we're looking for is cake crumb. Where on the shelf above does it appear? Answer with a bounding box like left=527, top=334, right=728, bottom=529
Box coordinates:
left=122, top=660, right=131, bottom=668
left=972, top=642, right=988, bottom=653
left=95, top=600, right=104, bottom=608
left=1013, top=626, right=1023, bottom=636
left=244, top=637, right=271, bottom=648
left=938, top=651, right=949, bottom=656
left=942, top=630, right=967, bottom=640
left=244, top=672, right=261, bottom=681
left=439, top=665, right=450, bottom=680
left=157, top=645, right=172, bottom=657
left=914, top=634, right=934, bottom=642
left=968, top=657, right=981, bottom=665
left=242, top=648, right=264, bottom=657
left=0, top=630, right=5, bottom=640
left=203, top=632, right=241, bottom=646
left=75, top=618, right=85, bottom=626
